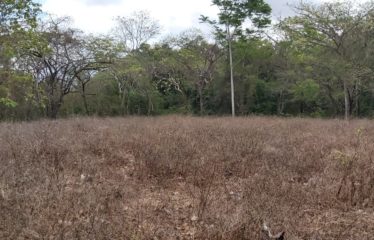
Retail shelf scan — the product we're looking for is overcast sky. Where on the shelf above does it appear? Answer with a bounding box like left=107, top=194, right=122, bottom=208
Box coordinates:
left=35, top=0, right=365, bottom=35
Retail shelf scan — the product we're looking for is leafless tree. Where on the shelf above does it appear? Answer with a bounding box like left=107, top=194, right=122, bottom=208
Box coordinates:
left=113, top=11, right=161, bottom=52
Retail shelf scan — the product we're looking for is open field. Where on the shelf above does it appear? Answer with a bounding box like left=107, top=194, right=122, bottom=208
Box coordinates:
left=0, top=116, right=374, bottom=239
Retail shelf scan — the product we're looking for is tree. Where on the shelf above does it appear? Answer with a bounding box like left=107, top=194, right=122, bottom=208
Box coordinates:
left=280, top=0, right=374, bottom=119
left=108, top=55, right=145, bottom=115
left=142, top=43, right=191, bottom=114
left=109, top=11, right=162, bottom=114
left=291, top=79, right=320, bottom=114
left=74, top=36, right=118, bottom=115
left=20, top=17, right=112, bottom=118
left=0, top=0, right=40, bottom=35
left=231, top=38, right=275, bottom=114
left=113, top=11, right=160, bottom=52
left=0, top=0, right=40, bottom=110
left=201, top=0, right=271, bottom=116
left=169, top=30, right=222, bottom=114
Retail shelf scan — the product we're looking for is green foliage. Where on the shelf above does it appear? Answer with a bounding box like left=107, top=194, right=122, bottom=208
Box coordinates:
left=249, top=79, right=275, bottom=114
left=2, top=0, right=374, bottom=120
left=201, top=0, right=271, bottom=39
left=0, top=0, right=41, bottom=60
left=292, top=79, right=320, bottom=103
left=0, top=98, right=17, bottom=108
left=0, top=0, right=40, bottom=32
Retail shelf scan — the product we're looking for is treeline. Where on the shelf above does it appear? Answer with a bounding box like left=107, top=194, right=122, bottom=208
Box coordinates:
left=1, top=0, right=374, bottom=120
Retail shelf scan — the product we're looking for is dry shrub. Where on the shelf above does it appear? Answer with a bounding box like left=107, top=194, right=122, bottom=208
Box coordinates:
left=1, top=116, right=374, bottom=239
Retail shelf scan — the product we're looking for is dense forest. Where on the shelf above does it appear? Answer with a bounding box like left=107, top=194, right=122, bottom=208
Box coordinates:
left=1, top=0, right=374, bottom=120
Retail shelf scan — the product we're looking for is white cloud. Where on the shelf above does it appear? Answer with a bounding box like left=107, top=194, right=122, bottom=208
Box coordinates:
left=83, top=0, right=122, bottom=6
left=40, top=0, right=369, bottom=36
left=41, top=0, right=219, bottom=36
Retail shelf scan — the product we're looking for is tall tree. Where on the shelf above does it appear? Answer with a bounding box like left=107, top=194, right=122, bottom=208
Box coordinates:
left=110, top=11, right=162, bottom=114
left=0, top=0, right=40, bottom=110
left=140, top=43, right=190, bottom=114
left=201, top=0, right=271, bottom=116
left=280, top=0, right=374, bottom=119
left=73, top=36, right=117, bottom=115
left=113, top=11, right=160, bottom=52
left=108, top=55, right=145, bottom=115
left=20, top=17, right=112, bottom=118
left=169, top=30, right=222, bottom=114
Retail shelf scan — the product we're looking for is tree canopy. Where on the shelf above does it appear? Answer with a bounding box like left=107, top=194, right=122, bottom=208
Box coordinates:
left=1, top=0, right=374, bottom=120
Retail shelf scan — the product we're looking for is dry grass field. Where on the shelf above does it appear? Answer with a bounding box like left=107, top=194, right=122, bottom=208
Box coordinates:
left=0, top=116, right=374, bottom=239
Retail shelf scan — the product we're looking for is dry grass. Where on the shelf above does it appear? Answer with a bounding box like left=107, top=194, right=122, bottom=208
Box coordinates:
left=0, top=116, right=373, bottom=239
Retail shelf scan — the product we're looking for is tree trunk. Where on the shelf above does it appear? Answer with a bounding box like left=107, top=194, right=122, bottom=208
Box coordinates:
left=47, top=100, right=61, bottom=119
left=277, top=91, right=285, bottom=115
left=227, top=25, right=235, bottom=117
left=343, top=80, right=350, bottom=120
left=81, top=82, right=90, bottom=115
left=145, top=90, right=154, bottom=115
left=148, top=98, right=154, bottom=116
left=354, top=80, right=360, bottom=117
left=126, top=89, right=130, bottom=115
left=119, top=90, right=127, bottom=116
left=198, top=85, right=204, bottom=115
left=33, top=82, right=45, bottom=117
left=355, top=93, right=359, bottom=117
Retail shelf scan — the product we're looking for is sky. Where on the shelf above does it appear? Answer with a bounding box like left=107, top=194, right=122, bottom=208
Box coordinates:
left=35, top=0, right=365, bottom=36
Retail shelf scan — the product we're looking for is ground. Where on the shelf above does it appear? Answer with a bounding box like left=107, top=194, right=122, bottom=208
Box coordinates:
left=0, top=116, right=373, bottom=239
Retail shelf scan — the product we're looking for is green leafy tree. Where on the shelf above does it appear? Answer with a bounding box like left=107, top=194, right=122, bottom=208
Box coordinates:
left=108, top=55, right=146, bottom=115
left=0, top=0, right=40, bottom=34
left=280, top=0, right=374, bottom=119
left=109, top=11, right=162, bottom=115
left=136, top=43, right=188, bottom=114
left=232, top=38, right=274, bottom=114
left=168, top=30, right=222, bottom=114
left=201, top=0, right=271, bottom=116
left=291, top=79, right=320, bottom=114
left=0, top=0, right=40, bottom=111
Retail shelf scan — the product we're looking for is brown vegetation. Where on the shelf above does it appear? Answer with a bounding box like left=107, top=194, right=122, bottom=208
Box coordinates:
left=1, top=116, right=374, bottom=239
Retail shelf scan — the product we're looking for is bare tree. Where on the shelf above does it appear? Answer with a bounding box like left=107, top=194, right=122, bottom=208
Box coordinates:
left=113, top=11, right=161, bottom=52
